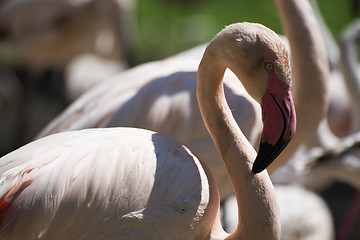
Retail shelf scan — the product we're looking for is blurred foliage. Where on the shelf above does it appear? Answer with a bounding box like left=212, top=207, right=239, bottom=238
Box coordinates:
left=131, top=0, right=354, bottom=64
left=0, top=0, right=356, bottom=66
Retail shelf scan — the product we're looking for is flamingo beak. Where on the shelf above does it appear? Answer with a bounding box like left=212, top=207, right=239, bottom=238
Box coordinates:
left=252, top=73, right=296, bottom=173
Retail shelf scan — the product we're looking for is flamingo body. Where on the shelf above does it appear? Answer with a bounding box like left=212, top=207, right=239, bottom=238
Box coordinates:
left=275, top=185, right=334, bottom=240
left=0, top=128, right=217, bottom=239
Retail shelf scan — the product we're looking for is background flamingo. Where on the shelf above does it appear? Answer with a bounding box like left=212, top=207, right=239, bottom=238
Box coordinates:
left=305, top=1, right=360, bottom=139
left=0, top=0, right=133, bottom=153
left=0, top=0, right=131, bottom=70
left=266, top=0, right=329, bottom=174
left=223, top=185, right=334, bottom=239
left=338, top=18, right=360, bottom=134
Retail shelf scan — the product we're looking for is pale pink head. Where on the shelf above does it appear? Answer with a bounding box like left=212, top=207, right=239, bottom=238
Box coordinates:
left=212, top=23, right=296, bottom=173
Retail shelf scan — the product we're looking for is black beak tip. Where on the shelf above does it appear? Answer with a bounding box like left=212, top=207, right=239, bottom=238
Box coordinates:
left=252, top=142, right=275, bottom=174
left=252, top=139, right=291, bottom=174
left=252, top=155, right=269, bottom=174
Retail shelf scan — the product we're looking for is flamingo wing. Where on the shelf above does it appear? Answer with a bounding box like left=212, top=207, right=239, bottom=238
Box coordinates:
left=0, top=128, right=216, bottom=239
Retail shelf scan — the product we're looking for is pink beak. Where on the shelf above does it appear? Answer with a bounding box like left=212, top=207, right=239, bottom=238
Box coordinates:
left=252, top=71, right=296, bottom=173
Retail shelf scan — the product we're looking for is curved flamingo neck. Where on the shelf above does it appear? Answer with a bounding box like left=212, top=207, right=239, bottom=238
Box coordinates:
left=197, top=47, right=280, bottom=240
left=310, top=0, right=339, bottom=70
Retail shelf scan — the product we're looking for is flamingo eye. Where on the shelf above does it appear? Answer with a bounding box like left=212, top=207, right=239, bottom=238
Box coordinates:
left=265, top=63, right=273, bottom=71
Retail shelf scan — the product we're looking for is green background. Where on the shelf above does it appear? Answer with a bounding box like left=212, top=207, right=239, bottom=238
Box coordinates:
left=130, top=0, right=354, bottom=64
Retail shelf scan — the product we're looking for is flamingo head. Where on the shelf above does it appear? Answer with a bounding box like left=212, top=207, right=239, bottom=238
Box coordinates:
left=208, top=22, right=296, bottom=173
left=236, top=25, right=297, bottom=173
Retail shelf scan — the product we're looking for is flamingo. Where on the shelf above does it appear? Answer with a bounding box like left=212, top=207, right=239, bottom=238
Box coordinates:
left=0, top=0, right=133, bottom=150
left=309, top=0, right=339, bottom=70
left=305, top=2, right=360, bottom=139
left=305, top=1, right=350, bottom=139
left=0, top=22, right=295, bottom=239
left=36, top=0, right=327, bottom=200
left=0, top=0, right=131, bottom=70
left=64, top=53, right=126, bottom=101
left=273, top=18, right=360, bottom=189
left=223, top=185, right=334, bottom=239
left=274, top=130, right=360, bottom=191
left=338, top=18, right=360, bottom=134
left=298, top=19, right=360, bottom=189
left=266, top=0, right=329, bottom=174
